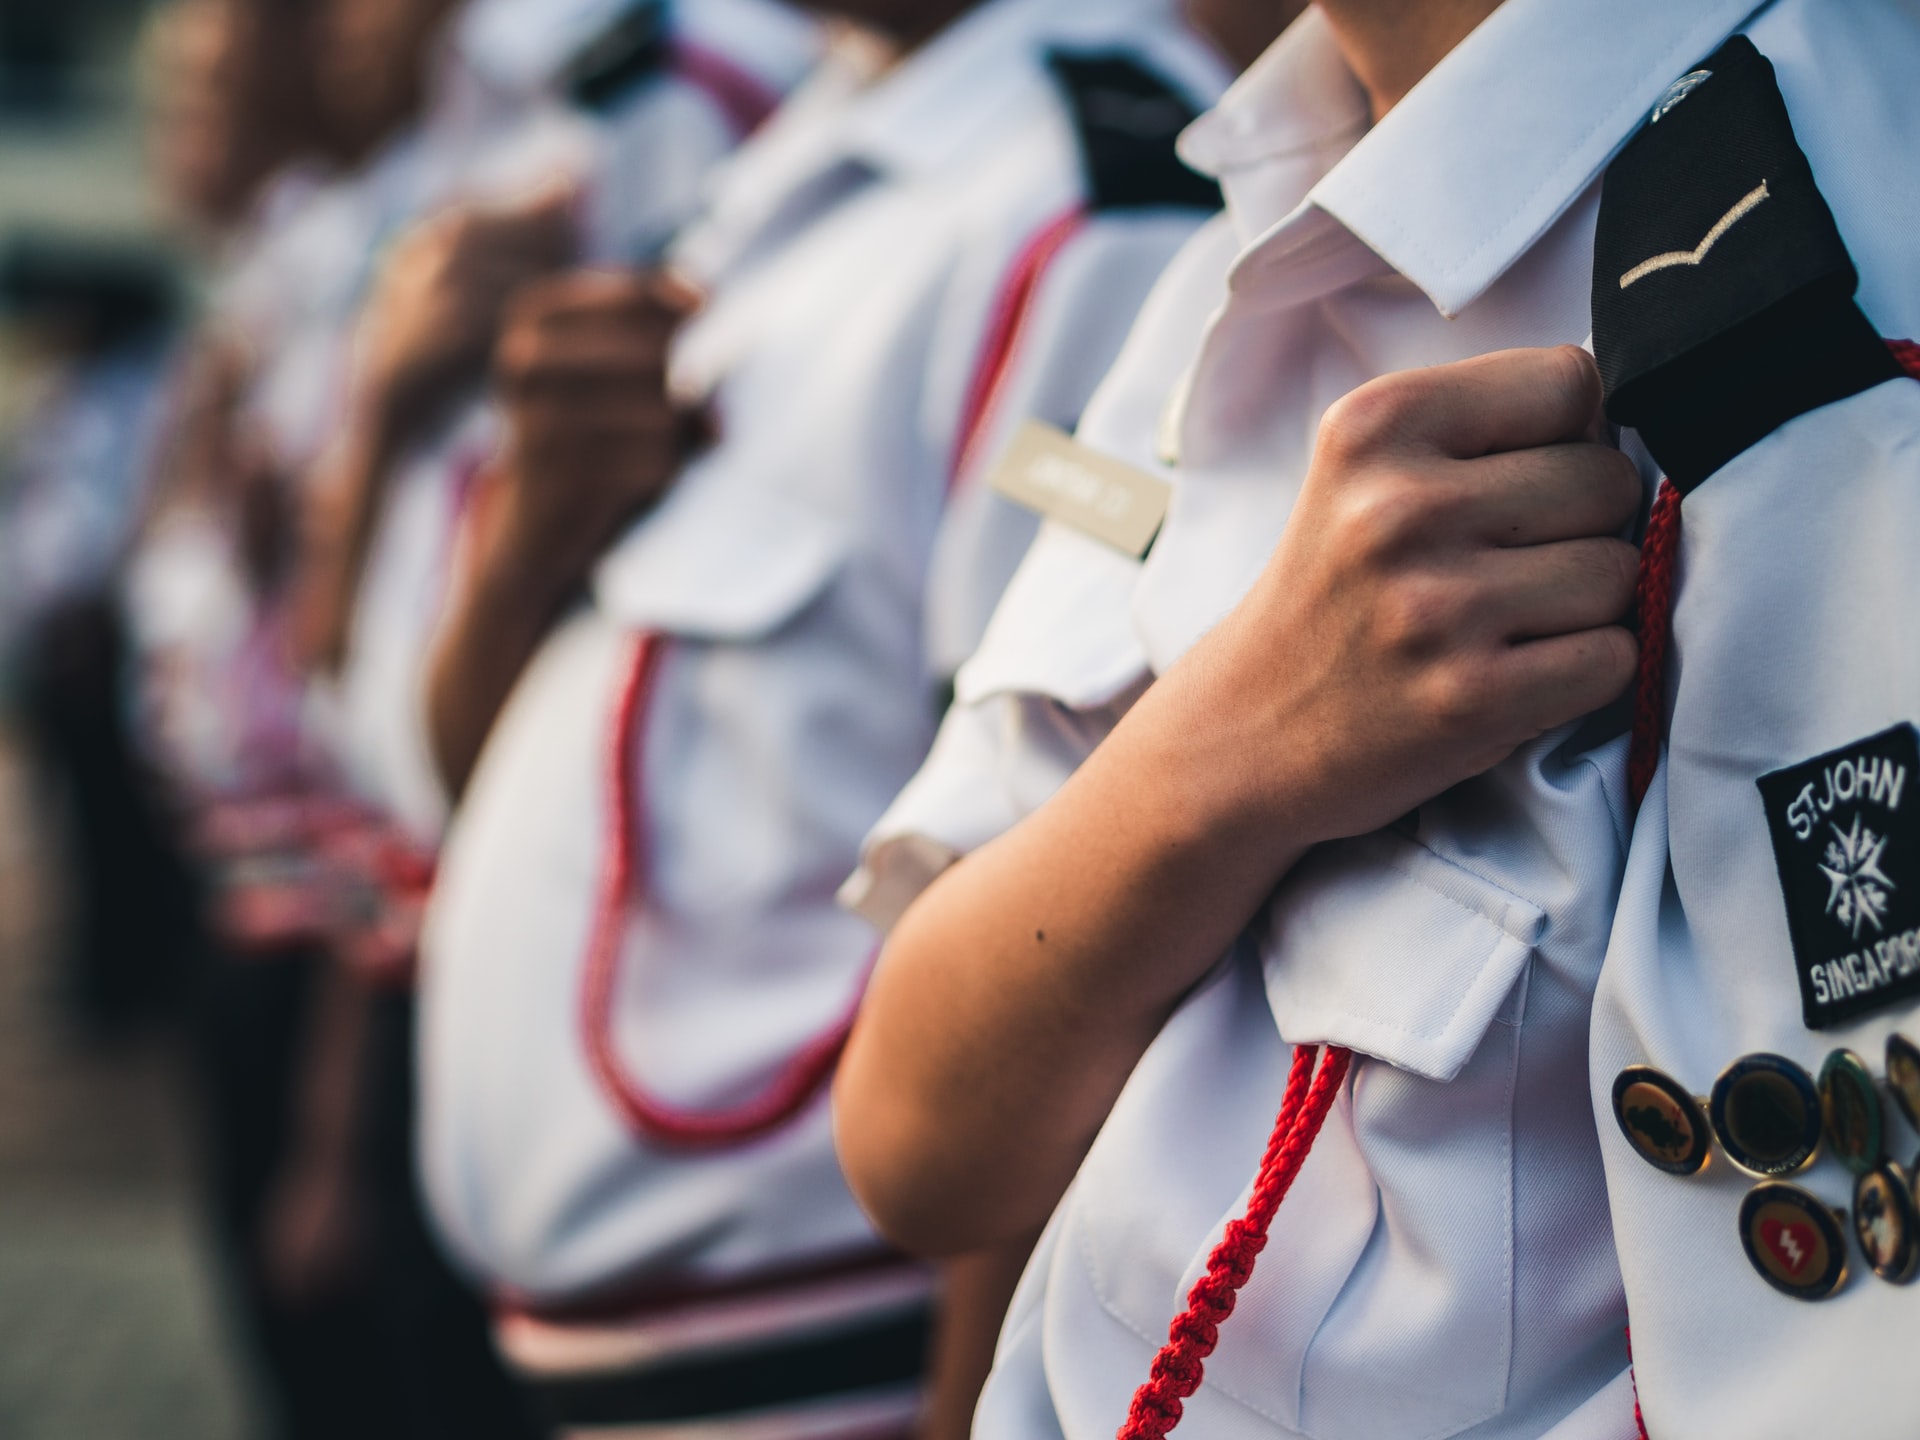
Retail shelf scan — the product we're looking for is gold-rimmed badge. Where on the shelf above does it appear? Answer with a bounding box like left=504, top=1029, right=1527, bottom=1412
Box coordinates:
left=1853, top=1163, right=1920, bottom=1284
left=1711, top=1054, right=1823, bottom=1177
left=1818, top=1048, right=1885, bottom=1176
left=1886, top=1034, right=1920, bottom=1134
left=1739, top=1182, right=1849, bottom=1300
left=1612, top=1065, right=1711, bottom=1175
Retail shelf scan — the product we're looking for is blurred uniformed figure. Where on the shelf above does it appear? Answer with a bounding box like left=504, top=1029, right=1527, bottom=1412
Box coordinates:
left=826, top=4, right=1826, bottom=1440
left=0, top=237, right=186, bottom=1029
left=1584, top=7, right=1920, bottom=1438
left=411, top=0, right=1243, bottom=1431
left=123, top=0, right=822, bottom=1435
left=295, top=0, right=818, bottom=895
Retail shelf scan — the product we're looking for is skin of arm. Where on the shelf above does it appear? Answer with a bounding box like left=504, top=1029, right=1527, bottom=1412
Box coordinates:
left=258, top=956, right=379, bottom=1305
left=836, top=347, right=1643, bottom=1255
left=919, top=1237, right=1045, bottom=1440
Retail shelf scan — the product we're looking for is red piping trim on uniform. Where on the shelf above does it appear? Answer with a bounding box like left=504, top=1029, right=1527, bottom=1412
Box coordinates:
left=1117, top=1043, right=1352, bottom=1440
left=1627, top=338, right=1920, bottom=815
left=580, top=631, right=869, bottom=1150
left=950, top=207, right=1088, bottom=489
left=670, top=40, right=782, bottom=140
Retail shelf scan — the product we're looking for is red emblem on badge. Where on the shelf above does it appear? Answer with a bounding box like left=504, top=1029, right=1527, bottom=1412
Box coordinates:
left=1760, top=1215, right=1817, bottom=1275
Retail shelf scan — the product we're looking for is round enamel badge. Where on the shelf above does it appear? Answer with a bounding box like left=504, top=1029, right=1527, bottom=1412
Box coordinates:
left=1612, top=1066, right=1711, bottom=1175
left=1711, top=1054, right=1823, bottom=1177
left=1819, top=1049, right=1885, bottom=1176
left=1739, top=1183, right=1848, bottom=1300
left=1886, top=1033, right=1920, bottom=1134
left=1853, top=1164, right=1920, bottom=1284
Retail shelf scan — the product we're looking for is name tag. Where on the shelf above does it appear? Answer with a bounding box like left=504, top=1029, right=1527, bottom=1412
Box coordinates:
left=987, top=422, right=1170, bottom=560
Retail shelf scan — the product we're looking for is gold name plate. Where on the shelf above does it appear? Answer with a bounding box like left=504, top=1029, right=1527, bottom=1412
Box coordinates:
left=988, top=421, right=1171, bottom=560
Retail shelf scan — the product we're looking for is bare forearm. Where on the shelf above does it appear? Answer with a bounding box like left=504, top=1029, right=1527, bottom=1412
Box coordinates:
left=426, top=539, right=566, bottom=801
left=918, top=1236, right=1042, bottom=1440
left=837, top=642, right=1315, bottom=1255
left=288, top=413, right=405, bottom=674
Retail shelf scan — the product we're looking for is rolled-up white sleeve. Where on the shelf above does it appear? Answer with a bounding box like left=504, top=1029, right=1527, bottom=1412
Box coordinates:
left=839, top=680, right=1142, bottom=934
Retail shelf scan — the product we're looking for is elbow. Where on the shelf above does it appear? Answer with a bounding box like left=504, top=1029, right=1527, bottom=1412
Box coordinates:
left=833, top=1039, right=993, bottom=1260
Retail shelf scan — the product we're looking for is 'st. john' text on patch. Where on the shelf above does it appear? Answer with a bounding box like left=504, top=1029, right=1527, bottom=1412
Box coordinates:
left=1759, top=724, right=1920, bottom=1029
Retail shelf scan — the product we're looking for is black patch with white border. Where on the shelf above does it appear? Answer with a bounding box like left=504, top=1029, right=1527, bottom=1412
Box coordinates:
left=1759, top=724, right=1920, bottom=1029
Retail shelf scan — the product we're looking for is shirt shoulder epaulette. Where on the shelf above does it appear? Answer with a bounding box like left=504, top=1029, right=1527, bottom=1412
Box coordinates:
left=561, top=0, right=670, bottom=114
left=1590, top=32, right=1901, bottom=492
left=1043, top=51, right=1222, bottom=215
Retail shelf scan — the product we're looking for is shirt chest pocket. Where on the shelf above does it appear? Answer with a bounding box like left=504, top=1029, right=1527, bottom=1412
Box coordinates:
left=1208, top=831, right=1545, bottom=1440
left=590, top=453, right=851, bottom=642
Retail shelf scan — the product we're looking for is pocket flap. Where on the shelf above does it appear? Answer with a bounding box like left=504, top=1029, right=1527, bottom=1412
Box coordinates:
left=953, top=518, right=1149, bottom=708
left=1260, top=830, right=1546, bottom=1082
left=591, top=460, right=848, bottom=640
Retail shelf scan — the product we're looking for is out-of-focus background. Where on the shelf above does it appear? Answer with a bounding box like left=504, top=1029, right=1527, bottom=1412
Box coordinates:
left=0, top=2, right=260, bottom=1434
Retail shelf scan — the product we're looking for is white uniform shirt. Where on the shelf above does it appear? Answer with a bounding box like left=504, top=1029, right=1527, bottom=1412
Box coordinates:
left=335, top=0, right=819, bottom=845
left=850, top=5, right=1803, bottom=1437
left=1589, top=4, right=1920, bottom=1436
left=418, top=0, right=1231, bottom=1303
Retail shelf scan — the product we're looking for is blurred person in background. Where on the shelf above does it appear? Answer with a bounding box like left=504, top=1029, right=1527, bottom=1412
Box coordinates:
left=0, top=234, right=185, bottom=1030
left=129, top=0, right=818, bottom=1434
left=407, top=0, right=1268, bottom=1433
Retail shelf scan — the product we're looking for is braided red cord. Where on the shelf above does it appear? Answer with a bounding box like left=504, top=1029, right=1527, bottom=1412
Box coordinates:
left=1626, top=479, right=1681, bottom=813
left=1117, top=1043, right=1353, bottom=1440
left=580, top=632, right=864, bottom=1150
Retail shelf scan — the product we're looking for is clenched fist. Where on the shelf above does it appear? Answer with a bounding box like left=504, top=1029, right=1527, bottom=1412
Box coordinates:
left=1193, top=343, right=1641, bottom=852
left=480, top=267, right=706, bottom=610
left=353, top=186, right=576, bottom=445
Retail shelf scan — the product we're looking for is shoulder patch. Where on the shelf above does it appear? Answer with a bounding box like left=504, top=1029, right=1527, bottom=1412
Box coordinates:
left=1044, top=51, right=1222, bottom=214
left=562, top=0, right=670, bottom=114
left=1759, top=724, right=1920, bottom=1030
left=1590, top=34, right=1900, bottom=492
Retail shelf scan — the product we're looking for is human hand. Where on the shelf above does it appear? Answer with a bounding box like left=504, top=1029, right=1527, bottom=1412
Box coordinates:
left=353, top=186, right=576, bottom=446
left=477, top=267, right=706, bottom=612
left=1184, top=345, right=1641, bottom=851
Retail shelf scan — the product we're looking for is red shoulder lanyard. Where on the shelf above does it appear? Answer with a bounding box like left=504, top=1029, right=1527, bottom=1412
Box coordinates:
left=579, top=632, right=869, bottom=1150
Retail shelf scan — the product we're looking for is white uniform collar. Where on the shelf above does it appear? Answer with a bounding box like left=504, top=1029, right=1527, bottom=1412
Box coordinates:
left=839, top=0, right=1172, bottom=180
left=677, top=0, right=1184, bottom=283
left=1187, top=0, right=1769, bottom=318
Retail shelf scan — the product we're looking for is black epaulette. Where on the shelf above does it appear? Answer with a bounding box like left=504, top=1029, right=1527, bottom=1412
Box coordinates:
left=1591, top=34, right=1900, bottom=492
left=562, top=0, right=670, bottom=115
left=1044, top=52, right=1222, bottom=214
